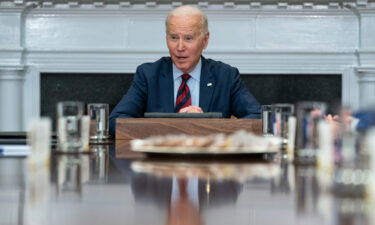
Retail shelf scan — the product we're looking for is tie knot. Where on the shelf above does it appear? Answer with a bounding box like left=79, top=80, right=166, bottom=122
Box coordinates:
left=181, top=74, right=191, bottom=82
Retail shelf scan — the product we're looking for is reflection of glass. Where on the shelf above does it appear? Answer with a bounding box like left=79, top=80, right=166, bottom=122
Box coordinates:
left=56, top=149, right=109, bottom=194
left=87, top=103, right=109, bottom=142
left=56, top=155, right=89, bottom=194
left=295, top=165, right=319, bottom=214
left=271, top=158, right=294, bottom=194
left=57, top=101, right=84, bottom=152
left=88, top=145, right=109, bottom=184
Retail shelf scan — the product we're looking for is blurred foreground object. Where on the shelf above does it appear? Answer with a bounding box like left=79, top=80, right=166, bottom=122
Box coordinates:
left=27, top=118, right=51, bottom=169
left=295, top=101, right=327, bottom=164
left=130, top=130, right=282, bottom=154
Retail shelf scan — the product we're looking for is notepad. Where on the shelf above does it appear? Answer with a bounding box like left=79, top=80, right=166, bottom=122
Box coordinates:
left=0, top=145, right=31, bottom=157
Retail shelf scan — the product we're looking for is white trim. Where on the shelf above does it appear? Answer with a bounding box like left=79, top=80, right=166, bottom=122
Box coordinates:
left=342, top=67, right=359, bottom=110
left=23, top=66, right=40, bottom=130
left=356, top=67, right=375, bottom=108
left=2, top=0, right=375, bottom=10
left=24, top=49, right=358, bottom=73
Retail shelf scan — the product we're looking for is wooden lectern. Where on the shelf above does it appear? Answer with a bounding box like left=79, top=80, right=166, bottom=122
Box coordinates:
left=116, top=118, right=262, bottom=140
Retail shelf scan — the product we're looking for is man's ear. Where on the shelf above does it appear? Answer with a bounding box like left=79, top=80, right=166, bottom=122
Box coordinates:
left=203, top=32, right=210, bottom=49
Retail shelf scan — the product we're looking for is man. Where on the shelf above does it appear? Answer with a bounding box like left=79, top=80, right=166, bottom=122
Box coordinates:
left=109, top=5, right=260, bottom=137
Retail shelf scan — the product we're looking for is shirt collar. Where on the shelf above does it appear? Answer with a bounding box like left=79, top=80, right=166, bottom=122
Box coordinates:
left=172, top=58, right=201, bottom=82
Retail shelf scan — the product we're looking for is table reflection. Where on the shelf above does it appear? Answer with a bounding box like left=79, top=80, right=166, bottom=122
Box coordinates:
left=128, top=157, right=279, bottom=225
left=55, top=146, right=109, bottom=195
left=1, top=143, right=374, bottom=225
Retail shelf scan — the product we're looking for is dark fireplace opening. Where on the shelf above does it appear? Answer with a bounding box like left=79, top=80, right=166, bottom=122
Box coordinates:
left=41, top=73, right=341, bottom=130
left=242, top=74, right=341, bottom=111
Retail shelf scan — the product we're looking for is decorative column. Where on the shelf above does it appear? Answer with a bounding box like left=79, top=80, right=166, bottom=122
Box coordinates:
left=0, top=3, right=31, bottom=131
left=0, top=67, right=25, bottom=131
left=354, top=3, right=375, bottom=109
left=357, top=67, right=375, bottom=109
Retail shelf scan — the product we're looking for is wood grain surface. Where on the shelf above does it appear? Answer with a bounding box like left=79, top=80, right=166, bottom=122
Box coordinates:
left=116, top=118, right=262, bottom=140
left=115, top=140, right=146, bottom=159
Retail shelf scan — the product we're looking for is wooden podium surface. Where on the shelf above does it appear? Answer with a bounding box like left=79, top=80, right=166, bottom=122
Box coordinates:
left=116, top=118, right=262, bottom=140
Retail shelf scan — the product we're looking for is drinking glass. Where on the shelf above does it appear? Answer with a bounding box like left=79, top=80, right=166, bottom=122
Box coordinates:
left=261, top=105, right=273, bottom=136
left=57, top=101, right=84, bottom=152
left=295, top=101, right=327, bottom=162
left=271, top=103, right=295, bottom=144
left=87, top=103, right=109, bottom=142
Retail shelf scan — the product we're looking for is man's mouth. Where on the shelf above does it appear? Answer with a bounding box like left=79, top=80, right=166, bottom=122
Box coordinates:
left=176, top=56, right=188, bottom=60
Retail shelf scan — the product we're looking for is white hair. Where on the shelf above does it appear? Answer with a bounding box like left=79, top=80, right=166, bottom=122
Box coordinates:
left=165, top=5, right=209, bottom=35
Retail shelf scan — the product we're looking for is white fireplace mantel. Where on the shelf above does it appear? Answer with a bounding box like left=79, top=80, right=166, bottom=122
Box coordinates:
left=1, top=0, right=375, bottom=131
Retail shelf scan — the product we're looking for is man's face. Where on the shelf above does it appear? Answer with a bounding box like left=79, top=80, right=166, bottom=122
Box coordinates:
left=166, top=15, right=209, bottom=74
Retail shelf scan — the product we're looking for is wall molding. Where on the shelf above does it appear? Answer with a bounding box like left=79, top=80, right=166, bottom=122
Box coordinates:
left=24, top=48, right=357, bottom=74
left=0, top=48, right=24, bottom=66
left=1, top=0, right=375, bottom=11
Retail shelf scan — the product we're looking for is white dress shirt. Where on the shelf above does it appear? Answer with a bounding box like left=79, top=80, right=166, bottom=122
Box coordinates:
left=172, top=59, right=201, bottom=107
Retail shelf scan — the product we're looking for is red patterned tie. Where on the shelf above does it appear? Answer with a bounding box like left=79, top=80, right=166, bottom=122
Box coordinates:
left=175, top=74, right=191, bottom=112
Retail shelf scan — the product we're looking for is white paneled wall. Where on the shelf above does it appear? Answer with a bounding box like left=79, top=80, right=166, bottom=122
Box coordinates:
left=0, top=0, right=375, bottom=131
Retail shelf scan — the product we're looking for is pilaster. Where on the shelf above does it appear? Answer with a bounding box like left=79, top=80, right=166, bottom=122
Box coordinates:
left=355, top=5, right=375, bottom=66
left=357, top=67, right=375, bottom=109
left=0, top=67, right=25, bottom=131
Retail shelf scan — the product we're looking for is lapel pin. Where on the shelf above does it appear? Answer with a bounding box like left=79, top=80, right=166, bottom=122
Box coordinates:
left=207, top=83, right=213, bottom=87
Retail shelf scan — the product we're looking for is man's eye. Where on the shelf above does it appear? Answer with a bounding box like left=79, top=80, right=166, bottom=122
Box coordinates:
left=170, top=36, right=178, bottom=40
left=185, top=36, right=194, bottom=41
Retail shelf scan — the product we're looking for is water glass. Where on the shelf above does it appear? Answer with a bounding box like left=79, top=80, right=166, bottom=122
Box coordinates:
left=295, top=101, right=327, bottom=162
left=57, top=101, right=84, bottom=152
left=271, top=103, right=295, bottom=144
left=87, top=103, right=109, bottom=142
left=262, top=105, right=273, bottom=136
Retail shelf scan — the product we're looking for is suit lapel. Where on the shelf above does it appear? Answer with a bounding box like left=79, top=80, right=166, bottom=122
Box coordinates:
left=160, top=58, right=175, bottom=112
left=199, top=57, right=215, bottom=112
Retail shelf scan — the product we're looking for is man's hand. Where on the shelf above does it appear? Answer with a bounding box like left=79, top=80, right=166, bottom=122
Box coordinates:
left=178, top=106, right=203, bottom=113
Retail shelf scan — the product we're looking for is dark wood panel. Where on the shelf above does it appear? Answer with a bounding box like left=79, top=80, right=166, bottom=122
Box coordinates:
left=116, top=118, right=262, bottom=140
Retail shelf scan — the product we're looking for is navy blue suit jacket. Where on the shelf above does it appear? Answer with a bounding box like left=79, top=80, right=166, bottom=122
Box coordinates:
left=354, top=110, right=375, bottom=132
left=109, top=56, right=260, bottom=136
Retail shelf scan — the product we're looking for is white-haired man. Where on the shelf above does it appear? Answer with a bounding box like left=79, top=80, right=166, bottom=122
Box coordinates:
left=109, top=5, right=260, bottom=136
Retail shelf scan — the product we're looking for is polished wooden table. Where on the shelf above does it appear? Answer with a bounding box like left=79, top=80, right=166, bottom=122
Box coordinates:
left=116, top=118, right=262, bottom=139
left=0, top=142, right=372, bottom=225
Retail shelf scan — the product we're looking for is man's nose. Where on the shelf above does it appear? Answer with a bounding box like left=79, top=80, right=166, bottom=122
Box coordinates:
left=177, top=39, right=185, bottom=51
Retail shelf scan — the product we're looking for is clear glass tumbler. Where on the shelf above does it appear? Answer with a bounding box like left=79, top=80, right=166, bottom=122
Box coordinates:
left=295, top=101, right=327, bottom=162
left=261, top=105, right=273, bottom=136
left=57, top=101, right=84, bottom=152
left=271, top=103, right=295, bottom=144
left=87, top=103, right=109, bottom=142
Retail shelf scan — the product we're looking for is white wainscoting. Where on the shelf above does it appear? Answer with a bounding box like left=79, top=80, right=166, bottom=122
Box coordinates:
left=0, top=0, right=375, bottom=131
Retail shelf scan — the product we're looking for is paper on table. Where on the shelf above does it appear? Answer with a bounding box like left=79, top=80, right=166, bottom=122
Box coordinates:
left=0, top=145, right=31, bottom=156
